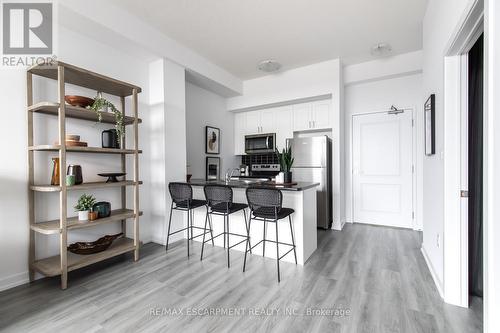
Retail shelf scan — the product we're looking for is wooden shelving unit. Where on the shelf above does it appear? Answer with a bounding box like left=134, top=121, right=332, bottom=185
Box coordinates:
left=27, top=61, right=142, bottom=289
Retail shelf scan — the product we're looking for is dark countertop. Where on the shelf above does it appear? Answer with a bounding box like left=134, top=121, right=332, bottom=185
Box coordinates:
left=184, top=179, right=320, bottom=191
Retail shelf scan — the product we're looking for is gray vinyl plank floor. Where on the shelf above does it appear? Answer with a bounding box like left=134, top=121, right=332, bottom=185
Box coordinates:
left=0, top=223, right=483, bottom=333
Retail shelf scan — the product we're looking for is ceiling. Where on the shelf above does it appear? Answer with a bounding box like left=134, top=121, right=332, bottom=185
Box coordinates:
left=112, top=0, right=428, bottom=80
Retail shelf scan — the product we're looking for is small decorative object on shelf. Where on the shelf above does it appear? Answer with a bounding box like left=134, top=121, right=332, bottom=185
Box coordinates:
left=51, top=157, right=60, bottom=185
left=88, top=211, right=98, bottom=221
left=92, top=201, right=111, bottom=218
left=59, top=134, right=88, bottom=147
left=98, top=172, right=126, bottom=183
left=64, top=95, right=94, bottom=108
left=102, top=129, right=120, bottom=149
left=276, top=146, right=294, bottom=184
left=66, top=174, right=75, bottom=187
left=75, top=194, right=97, bottom=221
left=90, top=93, right=124, bottom=143
left=67, top=164, right=83, bottom=185
left=68, top=233, right=123, bottom=255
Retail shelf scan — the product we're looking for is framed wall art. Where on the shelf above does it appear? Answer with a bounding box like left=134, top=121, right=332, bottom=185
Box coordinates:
left=424, top=94, right=435, bottom=156
left=206, top=126, right=220, bottom=154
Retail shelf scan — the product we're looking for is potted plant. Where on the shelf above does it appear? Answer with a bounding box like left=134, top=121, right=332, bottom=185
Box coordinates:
left=74, top=194, right=97, bottom=221
left=89, top=92, right=124, bottom=144
left=276, top=146, right=294, bottom=183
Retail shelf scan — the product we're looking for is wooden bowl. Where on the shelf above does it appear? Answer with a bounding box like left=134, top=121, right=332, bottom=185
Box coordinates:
left=68, top=233, right=123, bottom=255
left=65, top=95, right=95, bottom=108
left=66, top=134, right=80, bottom=141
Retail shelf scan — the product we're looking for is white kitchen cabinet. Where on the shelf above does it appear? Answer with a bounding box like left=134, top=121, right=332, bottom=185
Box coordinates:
left=232, top=99, right=330, bottom=155
left=245, top=110, right=262, bottom=134
left=274, top=106, right=293, bottom=150
left=234, top=112, right=246, bottom=155
left=311, top=100, right=332, bottom=130
left=292, top=103, right=312, bottom=131
left=292, top=100, right=332, bottom=131
left=260, top=109, right=276, bottom=133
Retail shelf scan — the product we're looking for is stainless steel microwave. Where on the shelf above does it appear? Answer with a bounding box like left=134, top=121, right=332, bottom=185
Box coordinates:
left=245, top=133, right=276, bottom=154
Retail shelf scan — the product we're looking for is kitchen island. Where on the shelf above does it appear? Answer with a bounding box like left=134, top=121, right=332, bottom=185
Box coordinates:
left=180, top=179, right=319, bottom=265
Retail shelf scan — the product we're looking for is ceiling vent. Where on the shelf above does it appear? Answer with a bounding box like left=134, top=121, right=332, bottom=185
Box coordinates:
left=370, top=43, right=392, bottom=57
left=258, top=59, right=281, bottom=73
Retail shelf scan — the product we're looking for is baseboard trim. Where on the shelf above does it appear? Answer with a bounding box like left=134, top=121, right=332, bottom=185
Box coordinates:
left=332, top=220, right=346, bottom=231
left=421, top=246, right=444, bottom=298
left=0, top=271, right=29, bottom=292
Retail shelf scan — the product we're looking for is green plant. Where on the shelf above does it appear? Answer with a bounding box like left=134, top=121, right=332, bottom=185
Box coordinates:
left=275, top=146, right=294, bottom=172
left=74, top=194, right=97, bottom=212
left=89, top=94, right=124, bottom=141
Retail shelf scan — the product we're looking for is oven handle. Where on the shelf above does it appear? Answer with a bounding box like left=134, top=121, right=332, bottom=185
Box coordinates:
left=266, top=136, right=269, bottom=149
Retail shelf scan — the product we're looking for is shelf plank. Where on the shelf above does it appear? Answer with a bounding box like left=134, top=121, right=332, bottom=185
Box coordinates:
left=30, top=180, right=143, bottom=192
left=31, top=209, right=143, bottom=235
left=28, top=62, right=142, bottom=97
left=29, top=145, right=142, bottom=154
left=28, top=102, right=141, bottom=125
left=32, top=237, right=137, bottom=277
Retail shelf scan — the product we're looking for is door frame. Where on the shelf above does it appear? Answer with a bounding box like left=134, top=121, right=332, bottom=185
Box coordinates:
left=350, top=108, right=418, bottom=230
left=443, top=0, right=483, bottom=308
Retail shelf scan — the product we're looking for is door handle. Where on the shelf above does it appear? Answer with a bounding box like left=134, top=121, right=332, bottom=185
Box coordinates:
left=266, top=136, right=269, bottom=148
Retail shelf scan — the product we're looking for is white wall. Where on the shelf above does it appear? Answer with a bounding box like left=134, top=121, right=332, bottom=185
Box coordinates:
left=421, top=0, right=472, bottom=292
left=59, top=0, right=242, bottom=97
left=485, top=0, right=500, bottom=329
left=227, top=60, right=345, bottom=229
left=186, top=83, right=239, bottom=179
left=344, top=73, right=424, bottom=230
left=344, top=50, right=423, bottom=85
left=0, top=25, right=153, bottom=291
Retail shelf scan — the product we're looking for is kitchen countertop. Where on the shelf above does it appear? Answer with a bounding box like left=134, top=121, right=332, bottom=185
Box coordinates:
left=184, top=179, right=320, bottom=191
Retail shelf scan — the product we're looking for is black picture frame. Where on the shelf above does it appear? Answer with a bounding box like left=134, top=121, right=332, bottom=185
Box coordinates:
left=424, top=94, right=436, bottom=156
left=206, top=156, right=220, bottom=181
left=205, top=126, right=220, bottom=154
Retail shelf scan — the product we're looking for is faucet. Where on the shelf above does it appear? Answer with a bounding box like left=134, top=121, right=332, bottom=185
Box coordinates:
left=225, top=168, right=239, bottom=183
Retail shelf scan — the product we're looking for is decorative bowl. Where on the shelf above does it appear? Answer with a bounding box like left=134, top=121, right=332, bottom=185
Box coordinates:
left=68, top=233, right=123, bottom=255
left=65, top=95, right=95, bottom=108
left=98, top=172, right=126, bottom=183
left=65, top=134, right=80, bottom=141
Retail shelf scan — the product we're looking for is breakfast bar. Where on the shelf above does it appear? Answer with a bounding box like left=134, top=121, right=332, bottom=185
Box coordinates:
left=182, top=179, right=319, bottom=265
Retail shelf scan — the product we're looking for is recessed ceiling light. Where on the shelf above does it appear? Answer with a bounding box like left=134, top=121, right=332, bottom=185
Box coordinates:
left=371, top=43, right=392, bottom=57
left=258, top=59, right=281, bottom=73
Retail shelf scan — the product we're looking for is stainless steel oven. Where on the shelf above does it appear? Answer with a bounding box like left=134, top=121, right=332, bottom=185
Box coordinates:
left=245, top=133, right=276, bottom=154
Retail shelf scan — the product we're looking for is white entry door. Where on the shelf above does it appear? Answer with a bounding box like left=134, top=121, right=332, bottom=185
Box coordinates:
left=352, top=110, right=413, bottom=228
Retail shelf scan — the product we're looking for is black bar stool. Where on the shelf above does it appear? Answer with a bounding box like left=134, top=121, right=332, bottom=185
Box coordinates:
left=201, top=184, right=251, bottom=268
left=243, top=187, right=297, bottom=282
left=166, top=182, right=214, bottom=257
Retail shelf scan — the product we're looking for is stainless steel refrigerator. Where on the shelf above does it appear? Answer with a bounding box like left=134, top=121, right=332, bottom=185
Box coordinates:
left=289, top=136, right=332, bottom=229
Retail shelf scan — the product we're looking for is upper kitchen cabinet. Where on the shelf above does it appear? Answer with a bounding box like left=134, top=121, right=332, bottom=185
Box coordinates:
left=245, top=110, right=262, bottom=134
left=273, top=106, right=293, bottom=150
left=234, top=112, right=246, bottom=155
left=292, top=100, right=332, bottom=131
left=233, top=106, right=293, bottom=155
left=292, top=103, right=312, bottom=131
left=311, top=100, right=332, bottom=129
left=244, top=109, right=276, bottom=134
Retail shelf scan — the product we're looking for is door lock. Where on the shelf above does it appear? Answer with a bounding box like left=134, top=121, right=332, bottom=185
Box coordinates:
left=460, top=190, right=469, bottom=198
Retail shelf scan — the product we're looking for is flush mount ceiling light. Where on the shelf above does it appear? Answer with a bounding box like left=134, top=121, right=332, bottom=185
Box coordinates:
left=370, top=43, right=392, bottom=57
left=258, top=59, right=281, bottom=73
